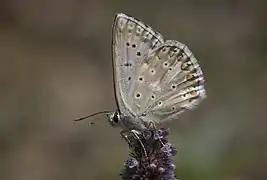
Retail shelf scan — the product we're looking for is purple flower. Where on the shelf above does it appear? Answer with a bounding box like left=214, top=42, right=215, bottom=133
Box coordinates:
left=120, top=128, right=177, bottom=180
left=125, top=157, right=139, bottom=169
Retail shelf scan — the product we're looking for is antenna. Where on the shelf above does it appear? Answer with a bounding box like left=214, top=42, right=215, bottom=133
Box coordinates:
left=73, top=111, right=112, bottom=125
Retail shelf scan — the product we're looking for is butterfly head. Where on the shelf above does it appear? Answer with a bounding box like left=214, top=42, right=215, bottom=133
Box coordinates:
left=107, top=111, right=123, bottom=128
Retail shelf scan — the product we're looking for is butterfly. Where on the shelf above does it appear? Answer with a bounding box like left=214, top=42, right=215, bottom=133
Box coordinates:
left=75, top=13, right=206, bottom=134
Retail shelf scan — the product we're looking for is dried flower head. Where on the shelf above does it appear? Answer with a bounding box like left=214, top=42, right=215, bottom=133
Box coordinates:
left=120, top=128, right=177, bottom=180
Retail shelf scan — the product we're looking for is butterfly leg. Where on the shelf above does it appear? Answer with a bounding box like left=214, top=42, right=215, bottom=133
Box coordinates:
left=121, top=130, right=148, bottom=159
left=120, top=130, right=132, bottom=147
left=148, top=122, right=165, bottom=147
left=130, top=129, right=148, bottom=159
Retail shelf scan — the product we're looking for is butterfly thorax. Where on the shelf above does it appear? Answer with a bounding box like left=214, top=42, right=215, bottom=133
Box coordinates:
left=107, top=111, right=146, bottom=131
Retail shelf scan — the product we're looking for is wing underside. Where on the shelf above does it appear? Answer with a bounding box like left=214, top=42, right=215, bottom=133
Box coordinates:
left=112, top=13, right=164, bottom=116
left=112, top=13, right=206, bottom=125
left=127, top=40, right=206, bottom=123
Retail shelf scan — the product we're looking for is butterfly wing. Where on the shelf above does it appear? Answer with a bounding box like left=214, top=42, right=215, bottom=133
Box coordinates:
left=112, top=13, right=164, bottom=117
left=127, top=40, right=206, bottom=123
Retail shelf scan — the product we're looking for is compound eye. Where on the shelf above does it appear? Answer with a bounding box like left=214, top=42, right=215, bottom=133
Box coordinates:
left=113, top=112, right=119, bottom=123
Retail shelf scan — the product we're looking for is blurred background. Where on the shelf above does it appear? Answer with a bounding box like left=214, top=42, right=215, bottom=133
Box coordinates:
left=1, top=0, right=267, bottom=179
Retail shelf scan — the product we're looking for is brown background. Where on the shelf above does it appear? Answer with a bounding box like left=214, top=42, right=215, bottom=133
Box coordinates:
left=1, top=0, right=267, bottom=180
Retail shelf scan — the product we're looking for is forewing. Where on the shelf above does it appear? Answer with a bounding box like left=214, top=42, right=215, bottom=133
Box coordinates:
left=127, top=40, right=206, bottom=123
left=112, top=13, right=164, bottom=115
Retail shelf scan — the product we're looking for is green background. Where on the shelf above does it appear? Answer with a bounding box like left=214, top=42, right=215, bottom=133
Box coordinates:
left=1, top=0, right=266, bottom=180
